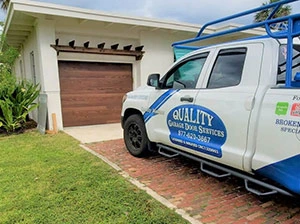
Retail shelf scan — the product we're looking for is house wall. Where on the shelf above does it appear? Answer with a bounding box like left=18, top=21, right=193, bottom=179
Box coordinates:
left=54, top=20, right=196, bottom=87
left=14, top=19, right=63, bottom=130
left=14, top=17, right=197, bottom=130
left=13, top=24, right=40, bottom=121
left=14, top=27, right=39, bottom=83
left=55, top=22, right=141, bottom=89
left=139, top=30, right=193, bottom=85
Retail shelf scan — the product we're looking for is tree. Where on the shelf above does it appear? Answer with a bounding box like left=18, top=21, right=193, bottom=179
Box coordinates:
left=0, top=23, right=19, bottom=71
left=0, top=0, right=9, bottom=11
left=254, top=0, right=292, bottom=23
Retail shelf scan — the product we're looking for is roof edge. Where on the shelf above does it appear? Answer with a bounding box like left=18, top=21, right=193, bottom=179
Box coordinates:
left=3, top=1, right=15, bottom=37
left=10, top=0, right=211, bottom=33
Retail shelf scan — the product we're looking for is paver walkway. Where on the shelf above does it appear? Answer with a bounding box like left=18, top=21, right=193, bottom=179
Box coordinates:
left=89, top=139, right=300, bottom=224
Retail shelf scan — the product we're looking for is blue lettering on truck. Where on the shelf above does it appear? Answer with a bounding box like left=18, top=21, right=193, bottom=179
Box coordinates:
left=167, top=105, right=227, bottom=158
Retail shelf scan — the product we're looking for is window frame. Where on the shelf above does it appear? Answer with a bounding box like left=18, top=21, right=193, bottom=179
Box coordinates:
left=160, top=52, right=209, bottom=90
left=30, top=51, right=37, bottom=85
left=206, top=47, right=247, bottom=89
left=277, top=44, right=300, bottom=84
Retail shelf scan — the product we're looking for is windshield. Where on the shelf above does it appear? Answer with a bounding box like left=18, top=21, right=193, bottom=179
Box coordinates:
left=278, top=44, right=300, bottom=84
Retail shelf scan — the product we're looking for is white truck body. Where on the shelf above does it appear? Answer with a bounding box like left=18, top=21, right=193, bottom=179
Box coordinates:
left=121, top=0, right=300, bottom=196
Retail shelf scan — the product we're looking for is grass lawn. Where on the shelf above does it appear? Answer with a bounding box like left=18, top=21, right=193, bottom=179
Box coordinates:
left=0, top=131, right=188, bottom=224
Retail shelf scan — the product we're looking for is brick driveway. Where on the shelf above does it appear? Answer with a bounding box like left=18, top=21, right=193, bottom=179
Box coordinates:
left=89, top=139, right=300, bottom=224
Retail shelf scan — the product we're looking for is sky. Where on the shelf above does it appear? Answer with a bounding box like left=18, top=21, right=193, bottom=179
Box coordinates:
left=1, top=0, right=300, bottom=25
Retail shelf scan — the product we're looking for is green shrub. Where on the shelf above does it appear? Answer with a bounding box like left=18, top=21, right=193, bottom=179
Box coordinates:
left=0, top=69, right=40, bottom=133
left=0, top=34, right=20, bottom=71
left=0, top=65, right=16, bottom=97
left=0, top=32, right=37, bottom=134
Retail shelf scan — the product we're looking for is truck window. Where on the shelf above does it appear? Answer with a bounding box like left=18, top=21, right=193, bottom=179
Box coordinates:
left=277, top=44, right=300, bottom=84
left=207, top=48, right=246, bottom=88
left=164, top=53, right=208, bottom=89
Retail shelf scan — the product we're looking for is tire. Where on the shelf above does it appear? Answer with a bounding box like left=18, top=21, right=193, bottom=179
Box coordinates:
left=123, top=114, right=150, bottom=157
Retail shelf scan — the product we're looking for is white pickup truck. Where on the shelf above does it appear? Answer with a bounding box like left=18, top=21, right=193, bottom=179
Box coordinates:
left=121, top=0, right=300, bottom=196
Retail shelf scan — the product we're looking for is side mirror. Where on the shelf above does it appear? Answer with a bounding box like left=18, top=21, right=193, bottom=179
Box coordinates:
left=147, top=73, right=160, bottom=88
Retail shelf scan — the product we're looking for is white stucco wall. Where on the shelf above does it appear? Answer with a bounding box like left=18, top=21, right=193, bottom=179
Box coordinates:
left=34, top=19, right=63, bottom=131
left=14, top=18, right=63, bottom=130
left=14, top=27, right=39, bottom=82
left=13, top=24, right=40, bottom=121
left=54, top=21, right=195, bottom=88
left=139, top=30, right=194, bottom=85
left=15, top=17, right=196, bottom=130
left=55, top=23, right=141, bottom=89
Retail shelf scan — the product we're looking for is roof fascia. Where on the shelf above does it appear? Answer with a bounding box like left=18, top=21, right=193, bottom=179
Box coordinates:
left=10, top=0, right=205, bottom=33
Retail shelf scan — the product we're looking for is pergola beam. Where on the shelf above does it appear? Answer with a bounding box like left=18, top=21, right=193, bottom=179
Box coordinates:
left=51, top=44, right=144, bottom=60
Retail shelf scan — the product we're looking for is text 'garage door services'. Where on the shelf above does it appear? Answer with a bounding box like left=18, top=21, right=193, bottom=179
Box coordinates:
left=59, top=61, right=133, bottom=127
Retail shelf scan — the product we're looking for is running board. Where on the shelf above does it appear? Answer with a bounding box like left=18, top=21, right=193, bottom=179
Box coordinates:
left=158, top=147, right=179, bottom=158
left=200, top=162, right=231, bottom=178
left=157, top=144, right=294, bottom=197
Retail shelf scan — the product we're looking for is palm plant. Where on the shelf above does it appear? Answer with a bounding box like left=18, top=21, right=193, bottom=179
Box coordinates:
left=254, top=0, right=292, bottom=23
left=0, top=74, right=40, bottom=133
left=0, top=0, right=9, bottom=11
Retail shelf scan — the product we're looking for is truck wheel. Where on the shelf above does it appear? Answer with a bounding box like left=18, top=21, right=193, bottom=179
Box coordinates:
left=124, top=114, right=150, bottom=157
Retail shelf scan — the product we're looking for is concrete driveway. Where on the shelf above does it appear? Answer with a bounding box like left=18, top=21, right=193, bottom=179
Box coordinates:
left=64, top=123, right=123, bottom=143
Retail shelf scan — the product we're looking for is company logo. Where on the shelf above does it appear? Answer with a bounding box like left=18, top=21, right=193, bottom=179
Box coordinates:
left=275, top=102, right=289, bottom=116
left=167, top=105, right=227, bottom=158
left=293, top=96, right=300, bottom=101
left=291, top=103, right=300, bottom=117
left=144, top=89, right=180, bottom=123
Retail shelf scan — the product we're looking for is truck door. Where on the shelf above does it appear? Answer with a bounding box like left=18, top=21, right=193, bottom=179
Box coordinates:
left=193, top=44, right=264, bottom=170
left=145, top=52, right=211, bottom=145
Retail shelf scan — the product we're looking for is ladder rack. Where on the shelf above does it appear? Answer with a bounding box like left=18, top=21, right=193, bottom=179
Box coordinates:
left=172, top=0, right=300, bottom=88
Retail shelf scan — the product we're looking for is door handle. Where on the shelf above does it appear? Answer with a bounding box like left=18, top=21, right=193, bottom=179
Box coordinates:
left=180, top=96, right=194, bottom=103
left=244, top=96, right=255, bottom=111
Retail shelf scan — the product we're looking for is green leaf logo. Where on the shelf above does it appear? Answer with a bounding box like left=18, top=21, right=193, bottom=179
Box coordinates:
left=275, top=102, right=289, bottom=116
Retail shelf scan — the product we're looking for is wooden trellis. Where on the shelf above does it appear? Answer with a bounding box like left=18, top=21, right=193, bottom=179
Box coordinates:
left=51, top=39, right=144, bottom=60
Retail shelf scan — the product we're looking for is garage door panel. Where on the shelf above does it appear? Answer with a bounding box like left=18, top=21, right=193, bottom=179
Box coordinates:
left=59, top=62, right=131, bottom=76
left=62, top=107, right=121, bottom=126
left=59, top=72, right=131, bottom=83
left=60, top=83, right=131, bottom=94
left=59, top=61, right=132, bottom=127
left=60, top=62, right=131, bottom=72
left=60, top=93, right=124, bottom=107
left=60, top=78, right=131, bottom=94
left=60, top=70, right=132, bottom=79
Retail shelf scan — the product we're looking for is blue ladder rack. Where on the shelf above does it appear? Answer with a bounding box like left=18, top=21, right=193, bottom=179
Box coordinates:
left=172, top=0, right=300, bottom=88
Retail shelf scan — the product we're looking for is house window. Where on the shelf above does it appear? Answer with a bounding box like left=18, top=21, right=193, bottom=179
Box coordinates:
left=207, top=48, right=247, bottom=89
left=30, top=51, right=37, bottom=85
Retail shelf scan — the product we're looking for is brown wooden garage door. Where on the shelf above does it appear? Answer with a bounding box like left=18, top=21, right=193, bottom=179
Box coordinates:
left=59, top=61, right=132, bottom=127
